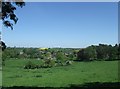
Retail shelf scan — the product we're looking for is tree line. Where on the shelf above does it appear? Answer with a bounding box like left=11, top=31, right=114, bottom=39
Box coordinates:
left=1, top=43, right=120, bottom=68
left=77, top=44, right=120, bottom=61
left=2, top=43, right=120, bottom=61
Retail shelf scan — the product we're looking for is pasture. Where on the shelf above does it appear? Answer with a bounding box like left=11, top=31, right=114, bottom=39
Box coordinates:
left=2, top=59, right=118, bottom=87
left=0, top=70, right=2, bottom=86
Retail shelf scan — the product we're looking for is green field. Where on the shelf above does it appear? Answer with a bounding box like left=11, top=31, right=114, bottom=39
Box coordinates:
left=2, top=59, right=118, bottom=87
left=0, top=70, right=2, bottom=86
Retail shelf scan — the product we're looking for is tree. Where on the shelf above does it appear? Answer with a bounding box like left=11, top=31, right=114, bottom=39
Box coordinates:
left=56, top=51, right=67, bottom=65
left=1, top=1, right=25, bottom=49
left=77, top=46, right=97, bottom=61
left=0, top=32, right=6, bottom=51
left=96, top=44, right=109, bottom=60
left=84, top=46, right=97, bottom=60
left=77, top=49, right=85, bottom=61
left=1, top=0, right=25, bottom=30
left=0, top=41, right=6, bottom=51
left=1, top=1, right=25, bottom=66
left=107, top=44, right=118, bottom=60
left=118, top=44, right=120, bottom=59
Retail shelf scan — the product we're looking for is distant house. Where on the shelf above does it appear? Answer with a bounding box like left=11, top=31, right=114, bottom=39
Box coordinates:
left=20, top=51, right=24, bottom=55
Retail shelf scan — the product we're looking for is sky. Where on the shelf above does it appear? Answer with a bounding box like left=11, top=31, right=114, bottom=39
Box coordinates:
left=2, top=2, right=118, bottom=48
left=24, top=0, right=119, bottom=2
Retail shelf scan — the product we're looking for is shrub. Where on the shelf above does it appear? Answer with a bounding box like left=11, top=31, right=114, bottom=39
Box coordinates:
left=24, top=61, right=36, bottom=69
left=43, top=59, right=55, bottom=68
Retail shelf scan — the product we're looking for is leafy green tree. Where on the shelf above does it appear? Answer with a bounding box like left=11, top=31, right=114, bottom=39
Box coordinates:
left=68, top=53, right=75, bottom=61
left=96, top=44, right=109, bottom=60
left=77, top=46, right=97, bottom=61
left=107, top=44, right=118, bottom=60
left=56, top=51, right=67, bottom=65
left=84, top=46, right=97, bottom=60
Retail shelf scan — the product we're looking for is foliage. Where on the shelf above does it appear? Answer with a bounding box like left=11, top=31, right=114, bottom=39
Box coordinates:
left=2, top=43, right=120, bottom=63
left=44, top=59, right=55, bottom=68
left=118, top=44, right=120, bottom=59
left=2, top=1, right=25, bottom=30
left=24, top=59, right=56, bottom=69
left=0, top=41, right=6, bottom=51
left=77, top=46, right=97, bottom=61
left=56, top=51, right=68, bottom=65
left=77, top=44, right=119, bottom=61
left=24, top=61, right=36, bottom=69
left=0, top=41, right=7, bottom=66
left=24, top=59, right=46, bottom=69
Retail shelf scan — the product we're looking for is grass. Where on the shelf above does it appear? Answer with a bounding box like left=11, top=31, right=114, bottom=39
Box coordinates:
left=2, top=59, right=119, bottom=87
left=0, top=70, right=2, bottom=86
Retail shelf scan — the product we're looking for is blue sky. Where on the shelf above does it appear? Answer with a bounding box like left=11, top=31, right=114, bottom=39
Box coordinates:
left=2, top=2, right=118, bottom=48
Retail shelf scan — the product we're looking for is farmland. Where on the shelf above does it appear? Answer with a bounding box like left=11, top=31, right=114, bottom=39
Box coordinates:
left=1, top=1, right=120, bottom=89
left=0, top=69, right=2, bottom=86
left=1, top=44, right=120, bottom=88
left=2, top=59, right=118, bottom=87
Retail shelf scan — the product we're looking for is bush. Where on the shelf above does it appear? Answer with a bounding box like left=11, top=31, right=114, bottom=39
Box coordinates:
left=43, top=59, right=55, bottom=68
left=24, top=61, right=36, bottom=69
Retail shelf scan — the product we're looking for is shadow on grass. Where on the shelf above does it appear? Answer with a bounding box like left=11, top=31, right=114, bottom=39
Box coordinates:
left=2, top=82, right=120, bottom=89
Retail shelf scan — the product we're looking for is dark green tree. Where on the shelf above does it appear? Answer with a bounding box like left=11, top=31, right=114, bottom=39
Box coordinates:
left=77, top=46, right=97, bottom=61
left=118, top=44, right=120, bottom=59
left=77, top=49, right=85, bottom=61
left=1, top=1, right=25, bottom=66
left=0, top=41, right=6, bottom=51
left=96, top=44, right=109, bottom=60
left=1, top=1, right=25, bottom=30
left=84, top=46, right=97, bottom=60
left=107, top=44, right=118, bottom=60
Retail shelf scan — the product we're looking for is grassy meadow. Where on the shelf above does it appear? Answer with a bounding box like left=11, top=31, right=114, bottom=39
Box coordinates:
left=0, top=70, right=2, bottom=86
left=2, top=59, right=118, bottom=87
